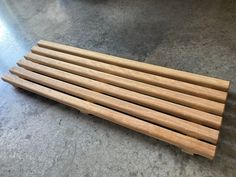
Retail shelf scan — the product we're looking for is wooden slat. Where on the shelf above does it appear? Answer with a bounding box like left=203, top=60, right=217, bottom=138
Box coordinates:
left=2, top=41, right=229, bottom=159
left=10, top=66, right=219, bottom=143
left=31, top=46, right=227, bottom=103
left=1, top=74, right=217, bottom=159
left=17, top=59, right=222, bottom=129
left=25, top=53, right=225, bottom=115
left=38, top=40, right=230, bottom=91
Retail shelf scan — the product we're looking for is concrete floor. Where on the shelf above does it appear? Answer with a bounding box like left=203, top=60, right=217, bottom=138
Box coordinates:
left=0, top=0, right=236, bottom=176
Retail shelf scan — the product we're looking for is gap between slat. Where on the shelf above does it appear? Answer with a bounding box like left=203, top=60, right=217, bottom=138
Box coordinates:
left=37, top=40, right=230, bottom=92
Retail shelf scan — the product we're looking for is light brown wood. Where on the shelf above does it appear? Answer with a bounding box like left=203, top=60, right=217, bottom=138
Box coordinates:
left=17, top=59, right=222, bottom=129
left=37, top=40, right=230, bottom=91
left=25, top=53, right=225, bottom=115
left=1, top=74, right=217, bottom=159
left=31, top=46, right=227, bottom=103
left=10, top=66, right=219, bottom=143
left=2, top=41, right=230, bottom=159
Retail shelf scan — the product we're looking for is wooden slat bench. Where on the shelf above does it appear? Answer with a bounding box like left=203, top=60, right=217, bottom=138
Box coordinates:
left=2, top=40, right=230, bottom=159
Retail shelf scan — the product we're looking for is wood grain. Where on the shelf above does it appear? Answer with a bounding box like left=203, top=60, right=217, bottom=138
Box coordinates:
left=25, top=53, right=225, bottom=115
left=31, top=46, right=227, bottom=103
left=37, top=40, right=230, bottom=91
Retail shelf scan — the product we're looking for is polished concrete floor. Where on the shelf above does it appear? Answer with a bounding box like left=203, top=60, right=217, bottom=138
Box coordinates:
left=0, top=0, right=236, bottom=177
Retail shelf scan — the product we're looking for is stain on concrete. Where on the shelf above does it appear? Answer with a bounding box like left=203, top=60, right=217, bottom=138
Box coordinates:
left=25, top=134, right=31, bottom=140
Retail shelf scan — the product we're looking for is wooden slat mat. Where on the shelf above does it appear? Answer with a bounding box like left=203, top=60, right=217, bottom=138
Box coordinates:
left=2, top=40, right=230, bottom=159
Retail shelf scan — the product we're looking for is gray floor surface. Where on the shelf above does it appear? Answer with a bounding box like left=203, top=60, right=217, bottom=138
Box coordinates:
left=0, top=0, right=236, bottom=177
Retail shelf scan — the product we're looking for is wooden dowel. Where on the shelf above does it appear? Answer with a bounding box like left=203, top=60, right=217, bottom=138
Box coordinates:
left=10, top=66, right=219, bottom=143
left=37, top=40, right=230, bottom=91
left=31, top=46, right=227, bottom=103
left=25, top=53, right=225, bottom=116
left=1, top=74, right=216, bottom=159
left=18, top=59, right=222, bottom=129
